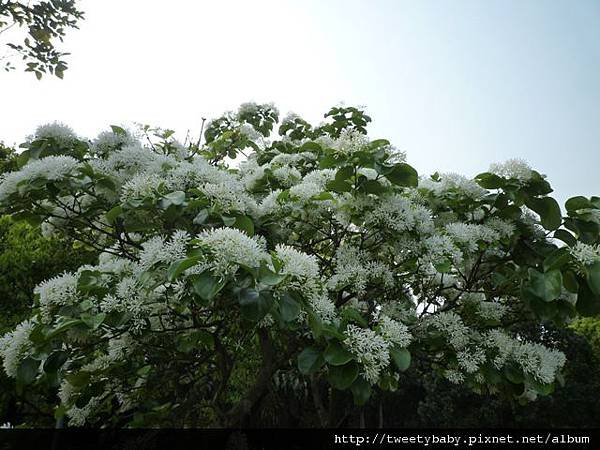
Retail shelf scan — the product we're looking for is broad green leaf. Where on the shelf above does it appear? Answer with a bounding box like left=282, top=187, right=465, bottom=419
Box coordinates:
left=475, top=172, right=504, bottom=189
left=526, top=197, right=562, bottom=231
left=351, top=377, right=372, bottom=405
left=576, top=281, right=600, bottom=317
left=525, top=268, right=562, bottom=302
left=105, top=205, right=123, bottom=224
left=297, top=347, right=324, bottom=375
left=258, top=265, right=286, bottom=286
left=328, top=361, right=359, bottom=390
left=279, top=292, right=301, bottom=322
left=324, top=342, right=354, bottom=366
left=326, top=179, right=352, bottom=193
left=565, top=196, right=591, bottom=213
left=167, top=257, right=200, bottom=281
left=81, top=312, right=106, bottom=330
left=553, top=229, right=576, bottom=247
left=43, top=351, right=68, bottom=373
left=587, top=261, right=600, bottom=295
left=234, top=215, right=254, bottom=236
left=238, top=288, right=273, bottom=321
left=543, top=247, right=571, bottom=272
left=17, top=358, right=39, bottom=385
left=390, top=347, right=411, bottom=372
left=386, top=163, right=418, bottom=187
left=341, top=308, right=368, bottom=327
left=192, top=271, right=224, bottom=301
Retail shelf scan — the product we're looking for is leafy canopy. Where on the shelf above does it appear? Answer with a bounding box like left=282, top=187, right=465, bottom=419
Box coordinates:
left=0, top=105, right=599, bottom=427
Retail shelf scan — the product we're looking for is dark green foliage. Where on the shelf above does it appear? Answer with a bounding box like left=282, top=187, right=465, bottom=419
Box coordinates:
left=1, top=0, right=84, bottom=78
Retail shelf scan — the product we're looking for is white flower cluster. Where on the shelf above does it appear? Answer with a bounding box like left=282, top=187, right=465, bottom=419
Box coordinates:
left=333, top=129, right=369, bottom=155
left=93, top=129, right=139, bottom=155
left=0, top=155, right=80, bottom=201
left=378, top=316, right=412, bottom=347
left=137, top=230, right=190, bottom=272
left=344, top=324, right=390, bottom=384
left=120, top=173, right=162, bottom=202
left=307, top=291, right=337, bottom=323
left=197, top=227, right=269, bottom=273
left=419, top=173, right=487, bottom=199
left=422, top=235, right=463, bottom=267
left=484, top=330, right=566, bottom=384
left=570, top=241, right=600, bottom=266
left=31, top=122, right=78, bottom=144
left=489, top=158, right=533, bottom=182
left=445, top=222, right=500, bottom=252
left=35, top=272, right=79, bottom=319
left=0, top=320, right=35, bottom=377
left=476, top=300, right=509, bottom=322
left=428, top=312, right=470, bottom=350
left=456, top=348, right=486, bottom=374
left=289, top=169, right=335, bottom=200
left=367, top=195, right=434, bottom=234
left=328, top=244, right=394, bottom=296
left=275, top=244, right=319, bottom=280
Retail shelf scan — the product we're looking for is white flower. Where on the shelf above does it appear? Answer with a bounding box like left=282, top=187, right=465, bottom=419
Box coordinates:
left=31, top=122, right=77, bottom=144
left=489, top=158, right=533, bottom=182
left=570, top=241, right=600, bottom=266
left=120, top=173, right=162, bottom=201
left=198, top=227, right=269, bottom=273
left=0, top=155, right=79, bottom=201
left=367, top=195, right=434, bottom=235
left=35, top=272, right=79, bottom=318
left=0, top=320, right=35, bottom=377
left=307, top=291, right=337, bottom=323
left=428, top=312, right=470, bottom=350
left=344, top=324, right=390, bottom=384
left=275, top=244, right=319, bottom=280
left=445, top=222, right=499, bottom=252
left=333, top=129, right=369, bottom=155
left=200, top=181, right=257, bottom=214
left=419, top=173, right=487, bottom=199
left=137, top=230, right=190, bottom=272
left=457, top=348, right=485, bottom=373
left=93, top=128, right=138, bottom=155
left=378, top=316, right=412, bottom=347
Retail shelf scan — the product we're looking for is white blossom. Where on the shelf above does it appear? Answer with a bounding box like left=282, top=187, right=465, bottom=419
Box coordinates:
left=570, top=241, right=600, bottom=266
left=344, top=324, right=390, bottom=384
left=489, top=158, right=533, bottom=182
left=198, top=227, right=269, bottom=273
left=0, top=320, right=35, bottom=377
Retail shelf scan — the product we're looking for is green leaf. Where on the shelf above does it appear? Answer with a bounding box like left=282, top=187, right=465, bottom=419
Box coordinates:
left=167, top=257, right=200, bottom=281
left=233, top=215, right=254, bottom=236
left=17, top=358, right=39, bottom=385
left=192, top=271, right=224, bottom=301
left=576, top=280, right=600, bottom=317
left=105, top=205, right=123, bottom=224
left=526, top=197, right=562, bottom=231
left=163, top=190, right=186, bottom=206
left=110, top=125, right=127, bottom=136
left=279, top=292, right=301, bottom=322
left=297, top=347, right=324, bottom=375
left=80, top=312, right=106, bottom=330
left=504, top=365, right=524, bottom=384
left=328, top=361, right=359, bottom=390
left=66, top=371, right=90, bottom=388
left=563, top=270, right=579, bottom=293
left=565, top=196, right=591, bottom=213
left=43, top=351, right=68, bottom=373
left=390, top=347, right=411, bottom=372
left=47, top=319, right=84, bottom=339
left=587, top=261, right=600, bottom=296
left=351, top=377, right=372, bottom=405
left=475, top=172, right=504, bottom=189
left=258, top=264, right=286, bottom=286
left=335, top=166, right=354, bottom=182
left=341, top=308, right=368, bottom=327
left=543, top=247, right=571, bottom=272
left=385, top=163, right=418, bottom=187
left=553, top=229, right=576, bottom=247
left=193, top=209, right=209, bottom=225
left=324, top=342, right=354, bottom=366
left=238, top=288, right=273, bottom=321
left=326, top=179, right=352, bottom=193
left=362, top=179, right=385, bottom=194
left=525, top=268, right=562, bottom=302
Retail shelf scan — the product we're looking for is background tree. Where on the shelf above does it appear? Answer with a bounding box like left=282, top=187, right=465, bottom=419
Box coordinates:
left=0, top=0, right=83, bottom=78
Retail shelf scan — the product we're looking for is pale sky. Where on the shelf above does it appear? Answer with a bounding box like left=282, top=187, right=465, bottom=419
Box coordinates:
left=1, top=0, right=599, bottom=205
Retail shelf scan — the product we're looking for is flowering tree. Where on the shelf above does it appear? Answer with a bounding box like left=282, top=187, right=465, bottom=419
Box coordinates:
left=0, top=104, right=599, bottom=427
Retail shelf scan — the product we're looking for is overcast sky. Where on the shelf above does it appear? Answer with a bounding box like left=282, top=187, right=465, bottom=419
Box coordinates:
left=1, top=0, right=599, bottom=205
